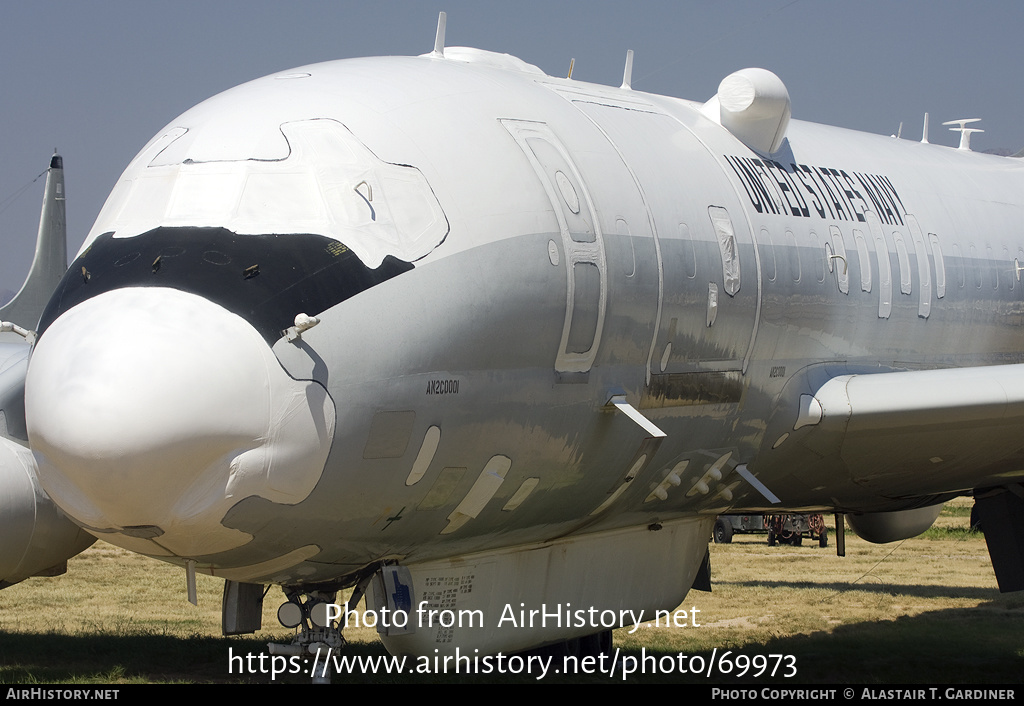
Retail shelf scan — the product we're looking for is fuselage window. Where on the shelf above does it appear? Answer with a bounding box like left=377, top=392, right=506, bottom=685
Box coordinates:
left=894, top=232, right=911, bottom=295
left=929, top=233, right=946, bottom=298
left=952, top=242, right=965, bottom=288
left=809, top=230, right=826, bottom=283
left=708, top=206, right=741, bottom=296
left=679, top=223, right=697, bottom=279
left=828, top=225, right=849, bottom=294
left=615, top=218, right=636, bottom=277
left=906, top=216, right=930, bottom=317
left=970, top=244, right=982, bottom=289
left=761, top=228, right=776, bottom=283
left=865, top=211, right=890, bottom=318
left=853, top=229, right=871, bottom=292
left=786, top=229, right=801, bottom=283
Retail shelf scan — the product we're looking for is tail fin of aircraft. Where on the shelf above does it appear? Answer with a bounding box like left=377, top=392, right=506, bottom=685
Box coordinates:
left=0, top=152, right=67, bottom=331
left=0, top=152, right=92, bottom=588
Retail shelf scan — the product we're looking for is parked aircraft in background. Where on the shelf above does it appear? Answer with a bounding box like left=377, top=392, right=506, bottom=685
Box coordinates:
left=3, top=14, right=1023, bottom=663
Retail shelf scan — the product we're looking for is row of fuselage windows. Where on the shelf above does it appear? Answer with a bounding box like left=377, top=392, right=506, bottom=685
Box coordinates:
left=758, top=227, right=1020, bottom=292
left=690, top=207, right=1021, bottom=318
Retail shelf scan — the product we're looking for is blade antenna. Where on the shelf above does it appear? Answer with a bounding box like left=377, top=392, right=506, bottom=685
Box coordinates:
left=621, top=49, right=634, bottom=90
left=432, top=11, right=446, bottom=58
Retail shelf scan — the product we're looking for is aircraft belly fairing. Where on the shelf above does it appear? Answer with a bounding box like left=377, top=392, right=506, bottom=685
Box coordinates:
left=9, top=30, right=1024, bottom=656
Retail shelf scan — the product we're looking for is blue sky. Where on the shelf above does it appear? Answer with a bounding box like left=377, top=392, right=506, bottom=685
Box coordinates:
left=3, top=0, right=1023, bottom=292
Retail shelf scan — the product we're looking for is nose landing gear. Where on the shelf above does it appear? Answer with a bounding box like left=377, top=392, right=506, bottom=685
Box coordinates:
left=268, top=579, right=370, bottom=684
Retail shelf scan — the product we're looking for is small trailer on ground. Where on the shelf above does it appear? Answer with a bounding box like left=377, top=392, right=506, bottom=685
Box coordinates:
left=713, top=513, right=828, bottom=547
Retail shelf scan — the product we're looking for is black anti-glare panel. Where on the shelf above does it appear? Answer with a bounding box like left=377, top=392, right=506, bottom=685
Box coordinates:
left=38, top=227, right=413, bottom=345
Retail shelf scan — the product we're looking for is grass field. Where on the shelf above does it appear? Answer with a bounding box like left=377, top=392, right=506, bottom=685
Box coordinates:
left=1, top=498, right=1021, bottom=683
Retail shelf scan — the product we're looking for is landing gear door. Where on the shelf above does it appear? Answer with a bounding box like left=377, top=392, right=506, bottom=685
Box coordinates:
left=502, top=120, right=607, bottom=376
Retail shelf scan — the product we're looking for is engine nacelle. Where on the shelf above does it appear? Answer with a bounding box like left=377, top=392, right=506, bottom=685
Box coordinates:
left=0, top=435, right=94, bottom=588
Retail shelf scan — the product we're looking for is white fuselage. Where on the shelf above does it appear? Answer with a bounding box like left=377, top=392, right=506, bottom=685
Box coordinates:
left=21, top=48, right=1024, bottom=653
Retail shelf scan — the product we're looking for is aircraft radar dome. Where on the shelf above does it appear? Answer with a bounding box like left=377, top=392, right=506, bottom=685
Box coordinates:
left=702, top=68, right=791, bottom=155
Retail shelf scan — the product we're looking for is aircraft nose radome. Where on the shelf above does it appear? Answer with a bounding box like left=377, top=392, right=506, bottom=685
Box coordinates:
left=25, top=287, right=335, bottom=558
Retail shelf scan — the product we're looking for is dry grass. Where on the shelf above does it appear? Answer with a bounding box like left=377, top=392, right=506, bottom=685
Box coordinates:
left=1, top=498, right=1021, bottom=683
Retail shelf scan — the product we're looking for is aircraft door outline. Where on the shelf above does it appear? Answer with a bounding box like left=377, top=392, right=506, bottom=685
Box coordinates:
left=501, top=120, right=607, bottom=375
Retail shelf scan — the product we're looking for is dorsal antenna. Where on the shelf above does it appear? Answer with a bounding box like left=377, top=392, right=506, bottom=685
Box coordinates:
left=621, top=50, right=634, bottom=90
left=943, top=118, right=983, bottom=151
left=921, top=112, right=930, bottom=144
left=432, top=11, right=446, bottom=58
left=567, top=57, right=575, bottom=79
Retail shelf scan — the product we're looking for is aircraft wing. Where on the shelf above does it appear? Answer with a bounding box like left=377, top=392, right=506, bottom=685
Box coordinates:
left=792, top=364, right=1024, bottom=498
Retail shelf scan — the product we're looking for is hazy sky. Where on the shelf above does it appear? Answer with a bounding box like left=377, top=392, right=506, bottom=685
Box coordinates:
left=3, top=0, right=1023, bottom=292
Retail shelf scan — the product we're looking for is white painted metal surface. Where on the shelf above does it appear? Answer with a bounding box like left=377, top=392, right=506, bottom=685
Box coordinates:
left=5, top=24, right=1024, bottom=655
